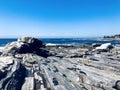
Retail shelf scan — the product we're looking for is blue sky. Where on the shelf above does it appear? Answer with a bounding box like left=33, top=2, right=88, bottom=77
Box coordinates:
left=0, top=0, right=120, bottom=38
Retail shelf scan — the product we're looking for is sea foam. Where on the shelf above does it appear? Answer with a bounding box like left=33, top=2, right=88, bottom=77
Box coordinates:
left=0, top=46, right=4, bottom=52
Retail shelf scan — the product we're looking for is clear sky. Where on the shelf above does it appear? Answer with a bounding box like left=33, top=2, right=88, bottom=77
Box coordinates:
left=0, top=0, right=120, bottom=38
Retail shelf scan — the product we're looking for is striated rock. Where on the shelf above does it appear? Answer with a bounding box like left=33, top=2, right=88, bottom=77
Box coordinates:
left=2, top=37, right=49, bottom=57
left=21, top=77, right=34, bottom=90
left=0, top=56, right=26, bottom=90
left=2, top=41, right=24, bottom=55
left=0, top=37, right=120, bottom=90
left=18, top=37, right=44, bottom=50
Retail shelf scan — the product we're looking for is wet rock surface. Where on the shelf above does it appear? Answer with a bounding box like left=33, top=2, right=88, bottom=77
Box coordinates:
left=0, top=37, right=120, bottom=90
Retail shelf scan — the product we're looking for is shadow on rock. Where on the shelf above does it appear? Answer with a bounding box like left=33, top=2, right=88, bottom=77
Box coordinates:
left=2, top=37, right=50, bottom=58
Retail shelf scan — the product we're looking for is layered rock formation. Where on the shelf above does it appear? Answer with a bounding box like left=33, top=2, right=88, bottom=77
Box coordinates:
left=0, top=37, right=120, bottom=90
left=2, top=37, right=49, bottom=57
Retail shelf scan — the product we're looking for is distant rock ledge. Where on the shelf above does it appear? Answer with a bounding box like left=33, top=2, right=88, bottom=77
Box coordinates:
left=103, top=34, right=120, bottom=40
left=0, top=37, right=120, bottom=90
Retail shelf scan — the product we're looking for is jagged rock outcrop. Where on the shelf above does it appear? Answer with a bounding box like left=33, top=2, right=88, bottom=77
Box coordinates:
left=2, top=37, right=49, bottom=57
left=0, top=37, right=120, bottom=90
left=18, top=37, right=44, bottom=50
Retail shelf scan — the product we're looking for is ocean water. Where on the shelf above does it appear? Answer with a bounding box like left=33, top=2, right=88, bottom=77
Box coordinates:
left=0, top=38, right=120, bottom=47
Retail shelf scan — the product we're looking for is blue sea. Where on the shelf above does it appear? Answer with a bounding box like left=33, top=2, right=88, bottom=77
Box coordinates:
left=0, top=38, right=120, bottom=47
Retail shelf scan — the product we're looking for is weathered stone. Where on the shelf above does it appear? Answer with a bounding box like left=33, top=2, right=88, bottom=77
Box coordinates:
left=95, top=43, right=113, bottom=51
left=92, top=43, right=101, bottom=48
left=18, top=37, right=44, bottom=49
left=0, top=38, right=120, bottom=90
left=21, top=77, right=34, bottom=90
left=0, top=57, right=26, bottom=90
left=2, top=37, right=49, bottom=57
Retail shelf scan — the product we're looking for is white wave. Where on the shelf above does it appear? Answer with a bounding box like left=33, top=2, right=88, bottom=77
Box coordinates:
left=0, top=46, right=4, bottom=52
left=46, top=43, right=57, bottom=46
left=46, top=43, right=73, bottom=46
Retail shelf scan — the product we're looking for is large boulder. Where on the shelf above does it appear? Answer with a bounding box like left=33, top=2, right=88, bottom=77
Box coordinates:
left=95, top=43, right=113, bottom=51
left=2, top=37, right=49, bottom=57
left=18, top=37, right=44, bottom=50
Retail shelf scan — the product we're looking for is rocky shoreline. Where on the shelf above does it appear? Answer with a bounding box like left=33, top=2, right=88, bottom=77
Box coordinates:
left=103, top=34, right=120, bottom=41
left=0, top=37, right=120, bottom=90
